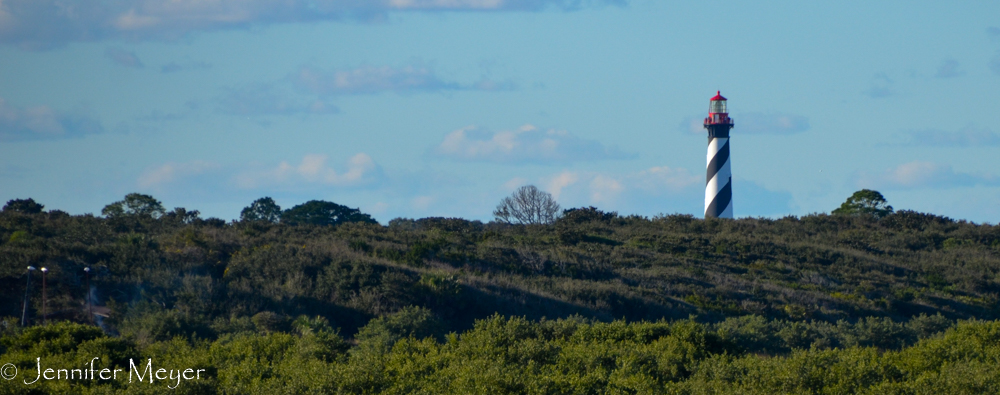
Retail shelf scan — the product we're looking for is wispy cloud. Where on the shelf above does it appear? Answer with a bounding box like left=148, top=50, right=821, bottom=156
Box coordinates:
left=532, top=167, right=790, bottom=216
left=933, top=59, right=963, bottom=78
left=433, top=124, right=636, bottom=164
left=134, top=153, right=386, bottom=198
left=541, top=167, right=699, bottom=206
left=234, top=153, right=383, bottom=189
left=104, top=47, right=144, bottom=68
left=0, top=0, right=626, bottom=49
left=896, top=126, right=1000, bottom=147
left=0, top=97, right=104, bottom=141
left=161, top=60, right=211, bottom=73
left=678, top=116, right=706, bottom=134
left=679, top=112, right=809, bottom=135
left=865, top=72, right=893, bottom=98
left=138, top=160, right=220, bottom=189
left=735, top=112, right=810, bottom=134
left=292, top=65, right=512, bottom=95
left=216, top=84, right=339, bottom=115
left=856, top=161, right=1000, bottom=190
left=546, top=171, right=579, bottom=199
left=632, top=166, right=703, bottom=194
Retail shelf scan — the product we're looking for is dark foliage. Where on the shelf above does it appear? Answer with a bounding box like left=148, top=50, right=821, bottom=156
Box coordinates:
left=3, top=196, right=1000, bottom=392
left=101, top=193, right=166, bottom=219
left=3, top=199, right=1000, bottom=340
left=3, top=198, right=44, bottom=214
left=281, top=200, right=377, bottom=226
left=240, top=197, right=281, bottom=223
left=833, top=189, right=894, bottom=219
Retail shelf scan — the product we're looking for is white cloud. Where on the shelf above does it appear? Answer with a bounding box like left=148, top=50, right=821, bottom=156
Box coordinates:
left=0, top=0, right=626, bottom=49
left=633, top=166, right=701, bottom=193
left=0, top=97, right=103, bottom=141
left=434, top=124, right=635, bottom=164
left=546, top=171, right=579, bottom=199
left=138, top=160, right=220, bottom=189
left=538, top=166, right=700, bottom=210
left=536, top=167, right=791, bottom=217
left=293, top=65, right=512, bottom=95
left=589, top=175, right=623, bottom=204
left=856, top=161, right=1000, bottom=190
left=234, top=153, right=382, bottom=189
left=679, top=116, right=706, bottom=134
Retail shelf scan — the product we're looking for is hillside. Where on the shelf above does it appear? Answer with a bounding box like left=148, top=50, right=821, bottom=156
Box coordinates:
left=4, top=202, right=1000, bottom=393
left=2, top=204, right=998, bottom=339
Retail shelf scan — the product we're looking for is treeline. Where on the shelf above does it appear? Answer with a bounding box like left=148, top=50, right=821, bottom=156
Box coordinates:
left=1, top=313, right=998, bottom=393
left=2, top=195, right=1000, bottom=334
left=2, top=193, right=1000, bottom=392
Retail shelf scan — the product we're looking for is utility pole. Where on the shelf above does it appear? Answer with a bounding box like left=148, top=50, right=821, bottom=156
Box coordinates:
left=41, top=267, right=48, bottom=325
left=21, top=266, right=36, bottom=327
left=84, top=267, right=92, bottom=323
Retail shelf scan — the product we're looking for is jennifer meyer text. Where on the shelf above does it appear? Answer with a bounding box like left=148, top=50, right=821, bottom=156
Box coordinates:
left=3, top=357, right=206, bottom=389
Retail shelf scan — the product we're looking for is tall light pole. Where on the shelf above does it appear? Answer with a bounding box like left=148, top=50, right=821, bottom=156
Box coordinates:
left=41, top=267, right=48, bottom=325
left=21, top=266, right=36, bottom=327
left=84, top=267, right=92, bottom=323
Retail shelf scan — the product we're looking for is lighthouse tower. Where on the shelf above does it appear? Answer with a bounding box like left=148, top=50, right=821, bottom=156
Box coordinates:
left=703, top=91, right=734, bottom=219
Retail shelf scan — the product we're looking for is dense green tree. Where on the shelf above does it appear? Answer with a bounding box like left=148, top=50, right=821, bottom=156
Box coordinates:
left=163, top=207, right=201, bottom=225
left=241, top=197, right=282, bottom=223
left=2, top=198, right=43, bottom=213
left=101, top=193, right=166, bottom=218
left=281, top=200, right=377, bottom=226
left=493, top=185, right=561, bottom=225
left=832, top=189, right=894, bottom=218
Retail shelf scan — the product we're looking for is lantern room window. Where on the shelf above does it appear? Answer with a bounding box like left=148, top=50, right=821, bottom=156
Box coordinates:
left=709, top=99, right=727, bottom=114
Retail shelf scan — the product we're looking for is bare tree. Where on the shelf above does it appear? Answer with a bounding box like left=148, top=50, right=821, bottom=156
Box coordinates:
left=493, top=185, right=561, bottom=225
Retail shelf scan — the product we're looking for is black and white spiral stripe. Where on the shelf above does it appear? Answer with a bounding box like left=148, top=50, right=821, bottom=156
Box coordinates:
left=705, top=136, right=733, bottom=218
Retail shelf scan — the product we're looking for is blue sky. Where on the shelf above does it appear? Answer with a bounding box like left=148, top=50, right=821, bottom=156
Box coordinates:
left=1, top=1, right=999, bottom=223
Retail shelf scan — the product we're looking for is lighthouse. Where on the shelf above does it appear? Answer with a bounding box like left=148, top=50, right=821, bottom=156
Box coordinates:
left=703, top=91, right=734, bottom=219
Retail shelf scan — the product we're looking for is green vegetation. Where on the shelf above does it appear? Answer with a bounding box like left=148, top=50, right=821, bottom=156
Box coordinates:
left=832, top=189, right=894, bottom=219
left=2, top=315, right=999, bottom=393
left=239, top=197, right=282, bottom=224
left=1, top=191, right=999, bottom=393
left=281, top=200, right=378, bottom=227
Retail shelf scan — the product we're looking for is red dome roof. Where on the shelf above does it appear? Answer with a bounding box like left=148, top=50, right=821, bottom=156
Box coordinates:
left=710, top=91, right=727, bottom=101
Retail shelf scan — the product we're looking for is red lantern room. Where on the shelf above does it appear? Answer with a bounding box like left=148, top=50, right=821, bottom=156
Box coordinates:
left=704, top=91, right=734, bottom=127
